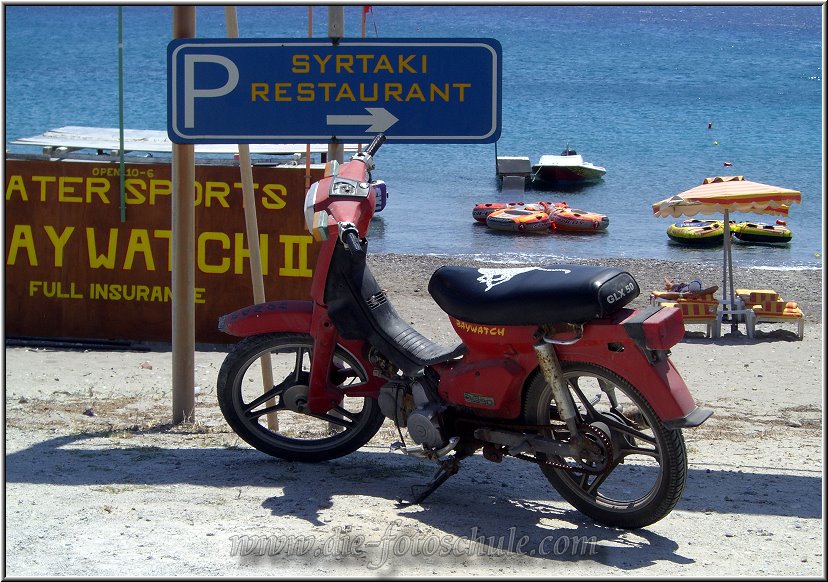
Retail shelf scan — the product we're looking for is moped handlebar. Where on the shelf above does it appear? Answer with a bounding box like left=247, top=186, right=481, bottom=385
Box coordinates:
left=364, top=133, right=386, bottom=157
left=341, top=227, right=365, bottom=258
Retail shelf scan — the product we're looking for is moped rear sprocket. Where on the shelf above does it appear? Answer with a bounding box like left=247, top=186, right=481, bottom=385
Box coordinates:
left=514, top=422, right=614, bottom=475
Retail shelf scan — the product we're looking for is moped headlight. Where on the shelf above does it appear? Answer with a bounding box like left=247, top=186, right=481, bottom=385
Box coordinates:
left=303, top=182, right=318, bottom=233
left=303, top=182, right=329, bottom=241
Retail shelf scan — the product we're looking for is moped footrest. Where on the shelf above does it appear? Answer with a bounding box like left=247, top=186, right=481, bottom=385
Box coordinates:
left=390, top=437, right=459, bottom=459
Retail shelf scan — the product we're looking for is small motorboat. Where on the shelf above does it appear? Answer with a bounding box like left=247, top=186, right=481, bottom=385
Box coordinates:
left=550, top=204, right=609, bottom=232
left=731, top=220, right=793, bottom=244
left=485, top=206, right=551, bottom=233
left=666, top=219, right=727, bottom=246
left=531, top=147, right=606, bottom=188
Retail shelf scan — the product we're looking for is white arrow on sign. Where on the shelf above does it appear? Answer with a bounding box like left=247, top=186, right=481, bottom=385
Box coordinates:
left=326, top=108, right=399, bottom=133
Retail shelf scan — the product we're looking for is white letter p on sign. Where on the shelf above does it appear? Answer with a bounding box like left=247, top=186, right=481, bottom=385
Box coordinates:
left=184, top=54, right=239, bottom=128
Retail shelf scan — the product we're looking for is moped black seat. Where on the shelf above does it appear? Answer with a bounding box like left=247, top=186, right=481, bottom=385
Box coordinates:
left=428, top=264, right=640, bottom=326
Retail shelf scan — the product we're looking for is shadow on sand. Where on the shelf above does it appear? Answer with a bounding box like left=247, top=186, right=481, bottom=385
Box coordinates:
left=6, top=428, right=821, bottom=570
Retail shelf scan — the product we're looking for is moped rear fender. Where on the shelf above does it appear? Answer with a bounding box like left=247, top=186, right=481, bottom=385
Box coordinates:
left=445, top=307, right=709, bottom=427
left=554, top=309, right=710, bottom=428
left=218, top=300, right=313, bottom=337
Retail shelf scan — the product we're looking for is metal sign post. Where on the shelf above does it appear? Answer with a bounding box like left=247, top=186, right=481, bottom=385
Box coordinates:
left=327, top=6, right=345, bottom=164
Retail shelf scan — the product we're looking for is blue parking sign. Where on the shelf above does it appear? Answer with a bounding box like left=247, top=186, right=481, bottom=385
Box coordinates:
left=168, top=38, right=501, bottom=144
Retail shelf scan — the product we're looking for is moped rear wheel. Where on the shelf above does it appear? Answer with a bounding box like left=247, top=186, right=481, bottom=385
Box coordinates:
left=217, top=333, right=385, bottom=462
left=523, top=362, right=687, bottom=529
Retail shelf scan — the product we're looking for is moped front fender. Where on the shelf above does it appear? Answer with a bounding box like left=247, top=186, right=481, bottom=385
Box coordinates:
left=218, top=300, right=381, bottom=412
left=218, top=300, right=313, bottom=337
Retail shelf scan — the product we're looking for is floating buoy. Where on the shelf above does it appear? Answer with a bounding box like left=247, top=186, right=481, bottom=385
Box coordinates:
left=713, top=140, right=718, bottom=145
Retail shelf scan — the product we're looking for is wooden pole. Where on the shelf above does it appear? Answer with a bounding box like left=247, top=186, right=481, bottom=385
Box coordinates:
left=171, top=6, right=196, bottom=424
left=225, top=6, right=278, bottom=431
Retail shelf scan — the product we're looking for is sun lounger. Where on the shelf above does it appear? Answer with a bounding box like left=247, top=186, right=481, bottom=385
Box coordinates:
left=736, top=289, right=780, bottom=304
left=658, top=300, right=720, bottom=338
left=736, top=288, right=805, bottom=340
left=652, top=291, right=721, bottom=338
left=650, top=290, right=718, bottom=304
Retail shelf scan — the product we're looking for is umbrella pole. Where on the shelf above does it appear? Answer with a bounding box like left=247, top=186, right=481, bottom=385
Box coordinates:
left=721, top=211, right=728, bottom=316
left=723, top=209, right=738, bottom=333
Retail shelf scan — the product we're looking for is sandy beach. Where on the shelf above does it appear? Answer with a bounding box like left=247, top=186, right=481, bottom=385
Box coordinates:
left=3, top=255, right=824, bottom=576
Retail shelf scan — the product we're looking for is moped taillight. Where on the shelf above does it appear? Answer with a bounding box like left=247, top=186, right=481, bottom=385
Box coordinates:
left=622, top=306, right=685, bottom=351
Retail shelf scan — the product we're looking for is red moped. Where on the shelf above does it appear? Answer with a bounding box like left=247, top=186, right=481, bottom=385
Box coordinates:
left=217, top=134, right=711, bottom=528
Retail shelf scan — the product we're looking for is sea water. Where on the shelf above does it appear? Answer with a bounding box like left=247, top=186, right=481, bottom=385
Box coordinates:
left=3, top=5, right=823, bottom=269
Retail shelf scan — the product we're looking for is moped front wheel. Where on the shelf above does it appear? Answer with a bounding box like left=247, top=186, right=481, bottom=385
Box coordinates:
left=217, top=333, right=385, bottom=462
left=523, top=362, right=688, bottom=529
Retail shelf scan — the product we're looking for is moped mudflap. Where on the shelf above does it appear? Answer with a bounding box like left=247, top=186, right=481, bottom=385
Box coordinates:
left=663, top=406, right=713, bottom=429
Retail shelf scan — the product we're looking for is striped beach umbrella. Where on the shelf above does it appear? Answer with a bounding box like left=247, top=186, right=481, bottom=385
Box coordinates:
left=652, top=176, right=802, bottom=334
left=652, top=176, right=801, bottom=218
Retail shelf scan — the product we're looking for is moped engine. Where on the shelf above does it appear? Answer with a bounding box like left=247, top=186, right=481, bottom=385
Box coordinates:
left=378, top=379, right=447, bottom=450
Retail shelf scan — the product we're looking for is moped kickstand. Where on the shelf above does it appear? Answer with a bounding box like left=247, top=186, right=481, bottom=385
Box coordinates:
left=396, top=455, right=461, bottom=508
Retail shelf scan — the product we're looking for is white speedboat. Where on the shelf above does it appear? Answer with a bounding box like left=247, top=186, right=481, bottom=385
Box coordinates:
left=531, top=147, right=606, bottom=187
